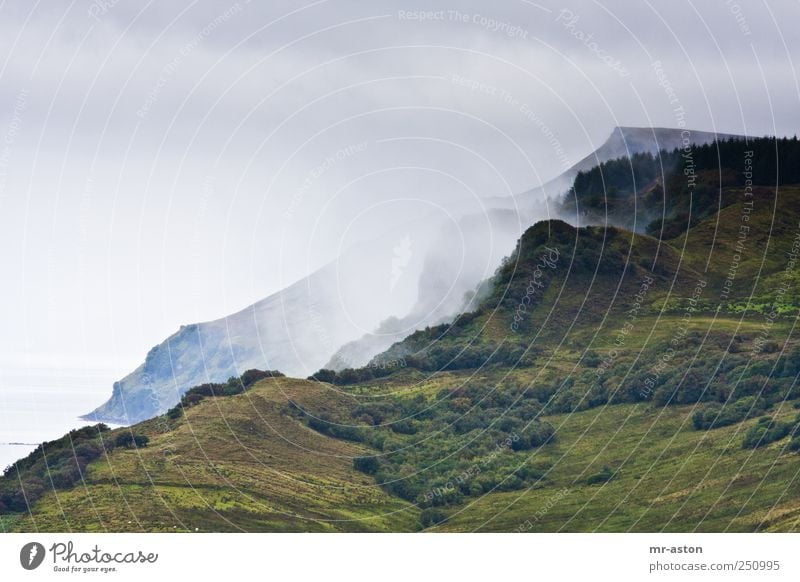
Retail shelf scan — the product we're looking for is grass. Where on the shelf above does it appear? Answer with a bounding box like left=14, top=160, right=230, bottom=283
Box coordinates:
left=13, top=387, right=800, bottom=532
left=433, top=401, right=800, bottom=532
left=7, top=378, right=418, bottom=532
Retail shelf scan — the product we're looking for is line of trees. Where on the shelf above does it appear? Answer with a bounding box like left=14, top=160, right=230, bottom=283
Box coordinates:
left=166, top=368, right=284, bottom=419
left=565, top=136, right=800, bottom=238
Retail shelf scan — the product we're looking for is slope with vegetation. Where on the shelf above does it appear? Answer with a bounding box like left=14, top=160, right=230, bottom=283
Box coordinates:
left=3, top=136, right=800, bottom=532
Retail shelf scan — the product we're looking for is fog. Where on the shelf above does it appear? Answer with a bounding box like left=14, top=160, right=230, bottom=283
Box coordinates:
left=0, top=0, right=798, bottom=382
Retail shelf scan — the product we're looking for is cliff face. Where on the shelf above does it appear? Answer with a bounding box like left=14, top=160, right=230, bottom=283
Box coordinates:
left=83, top=207, right=448, bottom=424
left=83, top=266, right=349, bottom=423
left=83, top=240, right=424, bottom=424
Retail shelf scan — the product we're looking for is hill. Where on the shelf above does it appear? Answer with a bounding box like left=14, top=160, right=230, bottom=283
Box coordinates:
left=328, top=127, right=749, bottom=371
left=4, top=135, right=800, bottom=533
left=486, top=126, right=743, bottom=210
left=82, top=222, right=440, bottom=424
left=90, top=126, right=739, bottom=425
left=3, top=375, right=417, bottom=532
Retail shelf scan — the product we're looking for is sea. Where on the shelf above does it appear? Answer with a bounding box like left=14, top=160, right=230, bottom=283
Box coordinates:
left=0, top=366, right=121, bottom=472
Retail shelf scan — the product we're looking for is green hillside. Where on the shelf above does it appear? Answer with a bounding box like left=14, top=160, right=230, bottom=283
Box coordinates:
left=2, top=136, right=800, bottom=533
left=2, top=376, right=417, bottom=532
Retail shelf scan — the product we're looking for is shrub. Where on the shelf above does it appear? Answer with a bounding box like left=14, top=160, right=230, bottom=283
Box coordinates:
left=512, top=422, right=556, bottom=450
left=692, top=397, right=766, bottom=430
left=307, top=415, right=364, bottom=442
left=419, top=508, right=448, bottom=528
left=240, top=368, right=284, bottom=387
left=0, top=425, right=109, bottom=513
left=49, top=464, right=82, bottom=488
left=114, top=433, right=149, bottom=449
left=166, top=369, right=286, bottom=417
left=114, top=433, right=135, bottom=449
left=353, top=456, right=379, bottom=475
left=390, top=420, right=418, bottom=435
left=166, top=406, right=183, bottom=419
left=742, top=417, right=792, bottom=449
left=586, top=466, right=615, bottom=485
left=308, top=369, right=337, bottom=383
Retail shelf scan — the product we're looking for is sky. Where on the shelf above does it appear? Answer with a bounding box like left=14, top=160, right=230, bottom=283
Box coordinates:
left=0, top=0, right=798, bottom=380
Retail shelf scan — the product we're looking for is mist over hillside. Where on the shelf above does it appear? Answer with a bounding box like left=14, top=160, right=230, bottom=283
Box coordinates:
left=9, top=135, right=800, bottom=533
left=324, top=126, right=744, bottom=370
left=85, top=126, right=749, bottom=424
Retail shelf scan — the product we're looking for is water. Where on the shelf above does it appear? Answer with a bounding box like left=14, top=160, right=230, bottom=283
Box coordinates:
left=0, top=367, right=120, bottom=472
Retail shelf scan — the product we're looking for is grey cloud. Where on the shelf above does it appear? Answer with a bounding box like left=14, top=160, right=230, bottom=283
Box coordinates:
left=0, top=0, right=797, bottom=376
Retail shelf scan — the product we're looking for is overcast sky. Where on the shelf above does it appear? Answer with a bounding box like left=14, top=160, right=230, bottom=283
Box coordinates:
left=0, top=0, right=798, bottom=377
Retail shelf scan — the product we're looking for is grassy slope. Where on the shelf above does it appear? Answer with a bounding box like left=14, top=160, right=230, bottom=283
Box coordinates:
left=4, top=186, right=799, bottom=533
left=435, top=187, right=800, bottom=531
left=9, top=379, right=798, bottom=532
left=435, top=401, right=800, bottom=532
left=5, top=378, right=417, bottom=532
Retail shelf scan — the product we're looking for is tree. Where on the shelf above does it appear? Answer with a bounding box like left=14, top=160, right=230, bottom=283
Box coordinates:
left=309, top=369, right=337, bottom=383
left=114, top=433, right=134, bottom=449
left=419, top=508, right=448, bottom=528
left=114, top=433, right=149, bottom=449
left=353, top=456, right=379, bottom=475
left=742, top=418, right=791, bottom=449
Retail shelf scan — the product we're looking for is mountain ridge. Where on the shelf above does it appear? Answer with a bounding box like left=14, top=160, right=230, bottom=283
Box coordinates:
left=6, top=168, right=800, bottom=531
left=84, top=126, right=756, bottom=425
left=322, top=126, right=743, bottom=373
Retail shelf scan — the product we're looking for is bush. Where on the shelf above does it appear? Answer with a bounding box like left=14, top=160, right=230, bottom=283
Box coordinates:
left=165, top=369, right=286, bottom=418
left=50, top=464, right=81, bottom=488
left=240, top=368, right=284, bottom=387
left=742, top=417, right=792, bottom=449
left=167, top=406, right=183, bottom=419
left=308, top=369, right=337, bottom=383
left=114, top=433, right=149, bottom=449
left=512, top=422, right=556, bottom=450
left=692, top=397, right=766, bottom=430
left=114, top=433, right=135, bottom=449
left=586, top=466, right=616, bottom=485
left=353, top=456, right=379, bottom=475
left=419, top=508, right=448, bottom=528
left=307, top=415, right=364, bottom=442
left=0, top=424, right=109, bottom=513
left=390, top=420, right=418, bottom=435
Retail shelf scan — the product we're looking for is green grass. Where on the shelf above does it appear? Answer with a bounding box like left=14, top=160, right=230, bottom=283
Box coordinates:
left=7, top=378, right=418, bottom=532
left=14, top=389, right=800, bottom=532
left=433, top=401, right=800, bottom=532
